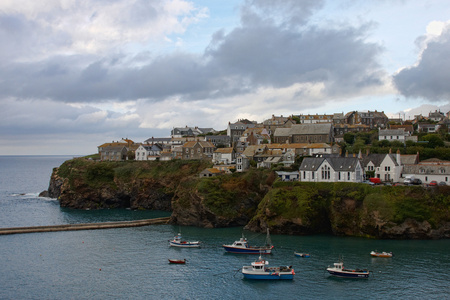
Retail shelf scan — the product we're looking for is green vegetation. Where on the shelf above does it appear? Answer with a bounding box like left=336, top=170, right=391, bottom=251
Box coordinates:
left=251, top=182, right=450, bottom=234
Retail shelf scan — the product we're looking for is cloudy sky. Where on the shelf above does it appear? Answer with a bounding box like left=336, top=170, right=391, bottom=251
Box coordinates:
left=1, top=0, right=450, bottom=155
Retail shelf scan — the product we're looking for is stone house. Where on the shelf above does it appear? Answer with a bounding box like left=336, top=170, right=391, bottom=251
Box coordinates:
left=344, top=110, right=388, bottom=129
left=99, top=145, right=128, bottom=161
left=227, top=119, right=257, bottom=143
left=236, top=154, right=250, bottom=172
left=262, top=115, right=295, bottom=135
left=378, top=128, right=409, bottom=143
left=289, top=123, right=333, bottom=143
left=181, top=141, right=216, bottom=160
left=199, top=168, right=222, bottom=178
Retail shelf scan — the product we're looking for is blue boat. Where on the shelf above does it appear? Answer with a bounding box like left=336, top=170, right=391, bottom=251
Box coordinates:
left=223, top=229, right=273, bottom=254
left=294, top=252, right=310, bottom=258
left=326, top=261, right=370, bottom=278
left=241, top=256, right=295, bottom=280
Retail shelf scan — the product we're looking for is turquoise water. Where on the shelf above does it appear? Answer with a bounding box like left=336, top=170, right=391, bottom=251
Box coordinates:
left=0, top=156, right=449, bottom=299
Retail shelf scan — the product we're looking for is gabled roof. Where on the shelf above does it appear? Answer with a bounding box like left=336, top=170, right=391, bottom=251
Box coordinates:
left=360, top=153, right=386, bottom=167
left=182, top=141, right=215, bottom=148
left=273, top=128, right=291, bottom=137
left=214, top=147, right=234, bottom=154
left=299, top=156, right=360, bottom=171
left=403, top=164, right=450, bottom=175
left=401, top=154, right=419, bottom=165
left=289, top=123, right=332, bottom=135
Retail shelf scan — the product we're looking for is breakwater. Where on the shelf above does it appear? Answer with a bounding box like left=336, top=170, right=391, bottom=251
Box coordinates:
left=0, top=217, right=170, bottom=235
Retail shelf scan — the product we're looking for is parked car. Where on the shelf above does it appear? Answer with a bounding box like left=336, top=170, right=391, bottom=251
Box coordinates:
left=369, top=177, right=381, bottom=185
left=429, top=181, right=438, bottom=186
left=410, top=178, right=422, bottom=185
left=362, top=180, right=375, bottom=186
left=438, top=181, right=447, bottom=186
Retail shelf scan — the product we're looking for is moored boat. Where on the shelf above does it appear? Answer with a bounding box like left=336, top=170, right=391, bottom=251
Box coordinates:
left=370, top=251, right=393, bottom=258
left=223, top=229, right=273, bottom=254
left=326, top=261, right=370, bottom=278
left=241, top=256, right=295, bottom=280
left=169, top=233, right=200, bottom=248
left=168, top=259, right=186, bottom=264
left=294, top=252, right=310, bottom=258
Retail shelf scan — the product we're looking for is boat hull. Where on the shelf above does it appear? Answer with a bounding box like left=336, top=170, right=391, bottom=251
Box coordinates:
left=294, top=252, right=310, bottom=258
left=168, top=259, right=186, bottom=264
left=327, top=270, right=369, bottom=278
left=169, top=241, right=200, bottom=248
left=242, top=273, right=294, bottom=280
left=223, top=245, right=272, bottom=254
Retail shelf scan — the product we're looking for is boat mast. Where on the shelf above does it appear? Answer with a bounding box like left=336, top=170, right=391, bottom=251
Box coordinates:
left=265, top=228, right=272, bottom=246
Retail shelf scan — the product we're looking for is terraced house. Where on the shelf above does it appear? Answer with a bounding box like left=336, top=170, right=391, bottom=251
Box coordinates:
left=182, top=141, right=215, bottom=160
left=299, top=156, right=363, bottom=183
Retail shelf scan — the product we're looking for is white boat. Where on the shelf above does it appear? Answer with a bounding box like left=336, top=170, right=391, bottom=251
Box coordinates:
left=223, top=229, right=273, bottom=254
left=241, top=256, right=295, bottom=280
left=370, top=251, right=393, bottom=258
left=169, top=233, right=200, bottom=248
left=326, top=261, right=370, bottom=279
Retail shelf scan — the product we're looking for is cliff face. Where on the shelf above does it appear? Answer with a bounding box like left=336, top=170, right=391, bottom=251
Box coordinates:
left=246, top=182, right=450, bottom=239
left=45, top=158, right=450, bottom=239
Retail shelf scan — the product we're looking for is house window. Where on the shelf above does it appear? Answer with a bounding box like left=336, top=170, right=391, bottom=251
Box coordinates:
left=339, top=172, right=341, bottom=180
left=419, top=168, right=425, bottom=173
left=348, top=172, right=350, bottom=180
left=321, top=165, right=331, bottom=180
left=425, top=176, right=428, bottom=182
left=303, top=171, right=306, bottom=179
left=312, top=172, right=315, bottom=180
left=439, top=168, right=445, bottom=174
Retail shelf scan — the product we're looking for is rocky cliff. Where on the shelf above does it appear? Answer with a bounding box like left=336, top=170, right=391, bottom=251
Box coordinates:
left=44, top=158, right=450, bottom=239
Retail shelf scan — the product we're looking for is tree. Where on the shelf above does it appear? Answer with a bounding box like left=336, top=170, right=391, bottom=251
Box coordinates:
left=422, top=134, right=444, bottom=148
left=343, top=132, right=355, bottom=144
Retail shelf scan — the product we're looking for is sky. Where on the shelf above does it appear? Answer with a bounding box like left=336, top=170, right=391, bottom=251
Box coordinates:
left=1, top=0, right=450, bottom=155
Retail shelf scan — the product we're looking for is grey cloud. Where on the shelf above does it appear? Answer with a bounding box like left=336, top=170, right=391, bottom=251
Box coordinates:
left=0, top=0, right=385, bottom=104
left=394, top=26, right=450, bottom=101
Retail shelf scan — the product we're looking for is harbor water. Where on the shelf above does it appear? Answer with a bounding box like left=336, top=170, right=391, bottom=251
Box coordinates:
left=0, top=156, right=449, bottom=299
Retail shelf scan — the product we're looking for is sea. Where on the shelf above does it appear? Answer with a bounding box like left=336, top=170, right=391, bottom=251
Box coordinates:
left=0, top=155, right=449, bottom=299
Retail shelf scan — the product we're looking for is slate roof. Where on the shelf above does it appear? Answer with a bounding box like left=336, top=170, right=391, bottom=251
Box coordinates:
left=379, top=129, right=407, bottom=136
left=273, top=128, right=291, bottom=137
left=289, top=123, right=332, bottom=135
left=360, top=154, right=387, bottom=168
left=403, top=164, right=450, bottom=175
left=299, top=157, right=360, bottom=171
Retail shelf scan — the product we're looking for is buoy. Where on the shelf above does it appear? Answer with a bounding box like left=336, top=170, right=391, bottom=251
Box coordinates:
left=99, top=269, right=101, bottom=271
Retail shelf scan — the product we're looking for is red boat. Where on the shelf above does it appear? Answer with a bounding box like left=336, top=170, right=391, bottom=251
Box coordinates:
left=168, top=259, right=186, bottom=264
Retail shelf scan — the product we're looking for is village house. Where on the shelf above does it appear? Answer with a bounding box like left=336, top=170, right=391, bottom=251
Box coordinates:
left=417, top=123, right=440, bottom=133
left=289, top=123, right=334, bottom=143
left=262, top=115, right=295, bottom=135
left=402, top=160, right=450, bottom=185
left=267, top=143, right=340, bottom=157
left=378, top=128, right=409, bottom=143
left=359, top=150, right=408, bottom=182
left=199, top=168, right=222, bottom=178
left=428, top=110, right=445, bottom=122
left=212, top=147, right=236, bottom=165
left=181, top=141, right=216, bottom=160
left=205, top=135, right=231, bottom=148
left=240, top=127, right=271, bottom=145
left=135, top=143, right=164, bottom=161
left=344, top=110, right=388, bottom=129
left=275, top=171, right=300, bottom=181
left=98, top=138, right=136, bottom=161
left=296, top=113, right=334, bottom=124
left=171, top=126, right=216, bottom=138
left=299, top=156, right=363, bottom=183
left=236, top=154, right=250, bottom=173
left=227, top=119, right=257, bottom=143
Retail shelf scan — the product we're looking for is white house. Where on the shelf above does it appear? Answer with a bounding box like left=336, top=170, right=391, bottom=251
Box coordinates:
left=299, top=156, right=363, bottom=183
left=378, top=128, right=409, bottom=143
left=276, top=171, right=300, bottom=181
left=402, top=161, right=450, bottom=185
left=212, top=147, right=235, bottom=165
left=135, top=144, right=164, bottom=161
left=376, top=152, right=403, bottom=182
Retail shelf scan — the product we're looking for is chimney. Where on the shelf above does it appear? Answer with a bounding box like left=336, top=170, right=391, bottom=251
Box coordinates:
left=396, top=149, right=401, bottom=165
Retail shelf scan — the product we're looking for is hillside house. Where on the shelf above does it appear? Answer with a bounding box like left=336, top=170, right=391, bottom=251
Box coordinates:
left=135, top=143, right=164, bottom=161
left=299, top=156, right=363, bottom=183
left=212, top=147, right=236, bottom=165
left=182, top=141, right=216, bottom=160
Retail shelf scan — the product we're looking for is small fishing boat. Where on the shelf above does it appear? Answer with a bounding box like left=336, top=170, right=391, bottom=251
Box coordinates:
left=326, top=261, right=370, bottom=278
left=370, top=251, right=393, bottom=258
left=168, top=259, right=186, bottom=264
left=223, top=229, right=273, bottom=254
left=169, top=233, right=200, bottom=248
left=241, top=256, right=295, bottom=280
left=294, top=252, right=310, bottom=258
